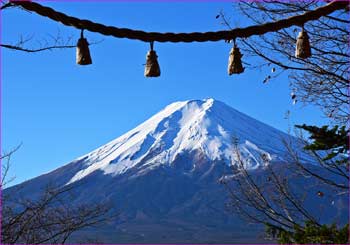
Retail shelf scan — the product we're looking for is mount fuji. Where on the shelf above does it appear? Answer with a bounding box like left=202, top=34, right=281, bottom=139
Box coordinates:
left=6, top=98, right=346, bottom=243
left=65, top=98, right=299, bottom=186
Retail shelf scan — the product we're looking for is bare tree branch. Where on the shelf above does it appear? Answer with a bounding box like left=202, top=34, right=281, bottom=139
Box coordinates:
left=0, top=43, right=75, bottom=52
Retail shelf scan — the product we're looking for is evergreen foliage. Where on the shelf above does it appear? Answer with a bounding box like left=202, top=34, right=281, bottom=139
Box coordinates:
left=296, top=124, right=349, bottom=164
left=267, top=222, right=349, bottom=244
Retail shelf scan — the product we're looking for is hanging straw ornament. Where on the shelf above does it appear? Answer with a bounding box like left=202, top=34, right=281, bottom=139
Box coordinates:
left=295, top=26, right=311, bottom=59
left=144, top=41, right=160, bottom=77
left=228, top=40, right=244, bottom=75
left=76, top=29, right=92, bottom=65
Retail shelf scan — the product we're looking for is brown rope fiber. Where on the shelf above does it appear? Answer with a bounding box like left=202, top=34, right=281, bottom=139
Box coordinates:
left=10, top=1, right=349, bottom=43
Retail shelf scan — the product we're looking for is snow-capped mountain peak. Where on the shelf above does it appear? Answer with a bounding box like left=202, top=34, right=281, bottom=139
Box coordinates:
left=67, top=98, right=292, bottom=185
left=8, top=98, right=346, bottom=244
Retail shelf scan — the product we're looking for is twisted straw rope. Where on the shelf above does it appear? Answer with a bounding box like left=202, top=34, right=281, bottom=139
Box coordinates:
left=11, top=1, right=349, bottom=43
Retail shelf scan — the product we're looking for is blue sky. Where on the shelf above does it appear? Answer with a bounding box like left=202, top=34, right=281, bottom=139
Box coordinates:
left=2, top=1, right=327, bottom=186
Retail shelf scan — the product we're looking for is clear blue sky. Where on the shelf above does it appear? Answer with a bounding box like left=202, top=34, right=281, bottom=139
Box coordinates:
left=2, top=1, right=327, bottom=186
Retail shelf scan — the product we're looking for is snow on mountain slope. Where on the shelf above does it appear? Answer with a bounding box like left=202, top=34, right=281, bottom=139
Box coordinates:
left=67, top=98, right=299, bottom=185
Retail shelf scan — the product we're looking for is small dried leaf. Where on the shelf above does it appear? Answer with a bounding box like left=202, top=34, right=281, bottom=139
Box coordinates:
left=317, top=191, right=324, bottom=197
left=291, top=92, right=296, bottom=100
left=263, top=75, right=271, bottom=84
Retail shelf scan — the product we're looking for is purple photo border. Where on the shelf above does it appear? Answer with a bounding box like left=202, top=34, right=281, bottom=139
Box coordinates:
left=1, top=1, right=349, bottom=245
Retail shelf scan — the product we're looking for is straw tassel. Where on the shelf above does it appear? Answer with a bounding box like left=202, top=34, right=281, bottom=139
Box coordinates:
left=228, top=41, right=244, bottom=75
left=144, top=41, right=160, bottom=77
left=295, top=27, right=311, bottom=59
left=76, top=29, right=92, bottom=65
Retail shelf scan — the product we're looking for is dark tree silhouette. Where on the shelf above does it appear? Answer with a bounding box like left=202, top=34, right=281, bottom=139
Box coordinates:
left=218, top=2, right=349, bottom=243
left=1, top=148, right=115, bottom=244
left=219, top=1, right=349, bottom=123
